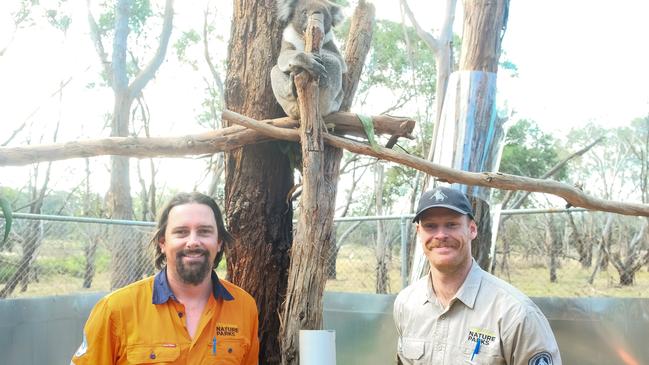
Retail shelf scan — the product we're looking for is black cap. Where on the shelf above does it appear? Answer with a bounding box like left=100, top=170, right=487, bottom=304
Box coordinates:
left=413, top=187, right=474, bottom=223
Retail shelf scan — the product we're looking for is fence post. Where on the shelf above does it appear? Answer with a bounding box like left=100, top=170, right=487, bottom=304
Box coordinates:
left=400, top=216, right=409, bottom=290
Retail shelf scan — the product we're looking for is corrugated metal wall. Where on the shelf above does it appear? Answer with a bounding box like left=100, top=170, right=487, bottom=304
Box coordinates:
left=1, top=293, right=648, bottom=365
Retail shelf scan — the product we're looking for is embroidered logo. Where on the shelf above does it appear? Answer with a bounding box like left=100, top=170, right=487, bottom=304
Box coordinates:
left=432, top=190, right=447, bottom=202
left=466, top=328, right=497, bottom=346
left=528, top=351, right=553, bottom=365
left=216, top=323, right=239, bottom=336
left=74, top=333, right=88, bottom=357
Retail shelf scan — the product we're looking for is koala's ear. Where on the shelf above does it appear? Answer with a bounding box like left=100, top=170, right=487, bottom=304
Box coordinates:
left=330, top=4, right=344, bottom=27
left=277, top=0, right=298, bottom=23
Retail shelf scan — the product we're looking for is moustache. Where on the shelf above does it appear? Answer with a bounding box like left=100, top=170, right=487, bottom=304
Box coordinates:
left=178, top=248, right=209, bottom=258
left=424, top=239, right=457, bottom=249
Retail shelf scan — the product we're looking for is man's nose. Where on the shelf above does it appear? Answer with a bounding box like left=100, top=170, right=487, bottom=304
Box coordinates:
left=432, top=228, right=448, bottom=240
left=186, top=231, right=200, bottom=247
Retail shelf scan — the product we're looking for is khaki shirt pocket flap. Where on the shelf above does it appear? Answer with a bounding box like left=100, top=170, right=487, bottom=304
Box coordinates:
left=401, top=338, right=426, bottom=360
left=126, top=344, right=180, bottom=363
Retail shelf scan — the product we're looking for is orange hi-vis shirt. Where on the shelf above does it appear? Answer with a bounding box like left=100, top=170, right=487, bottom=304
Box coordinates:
left=71, top=270, right=259, bottom=365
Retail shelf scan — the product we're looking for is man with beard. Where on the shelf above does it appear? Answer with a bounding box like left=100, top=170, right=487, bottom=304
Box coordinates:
left=71, top=192, right=259, bottom=365
left=393, top=187, right=561, bottom=365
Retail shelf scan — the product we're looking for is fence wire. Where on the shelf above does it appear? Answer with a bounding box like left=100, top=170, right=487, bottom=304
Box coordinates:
left=1, top=211, right=648, bottom=299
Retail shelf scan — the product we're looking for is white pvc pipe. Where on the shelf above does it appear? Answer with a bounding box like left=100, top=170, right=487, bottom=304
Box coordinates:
left=299, top=330, right=336, bottom=365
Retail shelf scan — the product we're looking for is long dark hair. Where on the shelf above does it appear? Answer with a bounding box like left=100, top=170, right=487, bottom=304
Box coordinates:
left=151, top=192, right=233, bottom=270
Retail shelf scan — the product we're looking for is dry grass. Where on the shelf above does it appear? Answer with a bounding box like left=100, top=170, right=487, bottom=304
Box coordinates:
left=4, top=244, right=649, bottom=299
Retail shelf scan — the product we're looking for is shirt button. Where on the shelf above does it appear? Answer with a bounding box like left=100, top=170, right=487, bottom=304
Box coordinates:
left=178, top=312, right=184, bottom=318
left=440, top=315, right=446, bottom=321
left=150, top=352, right=156, bottom=359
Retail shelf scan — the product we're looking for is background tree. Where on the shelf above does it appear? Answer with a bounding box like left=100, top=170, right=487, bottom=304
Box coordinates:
left=223, top=2, right=290, bottom=363
left=87, top=0, right=174, bottom=289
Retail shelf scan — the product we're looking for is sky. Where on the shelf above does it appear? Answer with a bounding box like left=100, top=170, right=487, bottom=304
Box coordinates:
left=1, top=0, right=648, bottom=200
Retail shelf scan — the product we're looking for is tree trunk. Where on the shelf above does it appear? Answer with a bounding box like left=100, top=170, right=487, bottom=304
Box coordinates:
left=374, top=164, right=390, bottom=294
left=83, top=239, right=98, bottom=289
left=224, top=2, right=290, bottom=364
left=568, top=212, right=591, bottom=268
left=459, top=0, right=509, bottom=270
left=108, top=93, right=138, bottom=289
left=279, top=14, right=342, bottom=364
left=618, top=269, right=634, bottom=286
left=410, top=0, right=509, bottom=280
left=545, top=215, right=560, bottom=283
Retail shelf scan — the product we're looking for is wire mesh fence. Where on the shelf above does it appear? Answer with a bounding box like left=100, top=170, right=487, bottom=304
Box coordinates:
left=1, top=210, right=648, bottom=299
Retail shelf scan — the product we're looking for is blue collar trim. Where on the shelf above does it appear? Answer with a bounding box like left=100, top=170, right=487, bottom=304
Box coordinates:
left=152, top=269, right=234, bottom=304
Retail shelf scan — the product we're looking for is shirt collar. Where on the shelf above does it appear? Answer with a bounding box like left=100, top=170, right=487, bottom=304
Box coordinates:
left=454, top=259, right=483, bottom=309
left=421, top=259, right=483, bottom=309
left=152, top=268, right=234, bottom=304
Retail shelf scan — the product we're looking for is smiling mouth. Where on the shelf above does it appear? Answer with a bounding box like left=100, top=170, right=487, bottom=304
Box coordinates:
left=180, top=251, right=207, bottom=261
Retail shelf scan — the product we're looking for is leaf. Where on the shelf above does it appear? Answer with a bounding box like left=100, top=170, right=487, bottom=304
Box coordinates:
left=0, top=196, right=12, bottom=247
left=357, top=114, right=380, bottom=151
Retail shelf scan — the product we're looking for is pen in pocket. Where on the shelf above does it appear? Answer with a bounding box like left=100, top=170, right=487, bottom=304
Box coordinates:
left=471, top=338, right=481, bottom=361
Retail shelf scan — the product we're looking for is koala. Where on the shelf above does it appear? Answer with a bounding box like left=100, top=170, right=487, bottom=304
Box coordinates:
left=271, top=0, right=347, bottom=119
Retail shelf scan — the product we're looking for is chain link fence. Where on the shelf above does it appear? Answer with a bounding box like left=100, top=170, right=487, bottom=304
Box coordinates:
left=1, top=210, right=648, bottom=299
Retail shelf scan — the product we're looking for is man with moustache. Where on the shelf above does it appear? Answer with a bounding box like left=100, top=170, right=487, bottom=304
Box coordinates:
left=71, top=192, right=259, bottom=365
left=394, top=187, right=561, bottom=365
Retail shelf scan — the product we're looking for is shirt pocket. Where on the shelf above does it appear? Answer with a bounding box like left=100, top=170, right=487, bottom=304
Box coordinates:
left=126, top=344, right=180, bottom=364
left=398, top=337, right=430, bottom=363
left=205, top=337, right=249, bottom=364
left=454, top=343, right=505, bottom=365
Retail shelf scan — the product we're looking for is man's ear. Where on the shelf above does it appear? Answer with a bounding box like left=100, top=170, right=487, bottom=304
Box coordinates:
left=158, top=236, right=165, bottom=250
left=469, top=220, right=478, bottom=240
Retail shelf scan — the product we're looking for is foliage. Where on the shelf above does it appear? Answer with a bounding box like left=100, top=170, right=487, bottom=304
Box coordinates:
left=45, top=0, right=72, bottom=34
left=97, top=0, right=153, bottom=35
left=174, top=29, right=201, bottom=68
left=500, top=119, right=566, bottom=179
left=564, top=122, right=638, bottom=200
left=0, top=195, right=12, bottom=248
left=353, top=19, right=436, bottom=103
left=38, top=253, right=110, bottom=278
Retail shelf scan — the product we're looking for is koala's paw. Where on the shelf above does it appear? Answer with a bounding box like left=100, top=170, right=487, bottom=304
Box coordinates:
left=289, top=52, right=327, bottom=78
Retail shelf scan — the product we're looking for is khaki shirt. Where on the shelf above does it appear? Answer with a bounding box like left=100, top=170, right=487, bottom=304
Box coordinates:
left=394, top=261, right=561, bottom=365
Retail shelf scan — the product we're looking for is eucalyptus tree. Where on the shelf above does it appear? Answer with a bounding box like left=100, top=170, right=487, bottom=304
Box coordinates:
left=86, top=0, right=174, bottom=288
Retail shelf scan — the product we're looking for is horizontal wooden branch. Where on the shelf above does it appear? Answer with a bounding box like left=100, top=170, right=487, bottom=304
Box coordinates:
left=223, top=109, right=649, bottom=217
left=0, top=113, right=414, bottom=166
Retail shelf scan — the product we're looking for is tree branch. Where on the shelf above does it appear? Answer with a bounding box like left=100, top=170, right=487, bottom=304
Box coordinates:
left=0, top=113, right=414, bottom=165
left=501, top=137, right=604, bottom=210
left=224, top=110, right=649, bottom=217
left=203, top=5, right=224, bottom=106
left=128, top=0, right=175, bottom=98
left=86, top=0, right=112, bottom=81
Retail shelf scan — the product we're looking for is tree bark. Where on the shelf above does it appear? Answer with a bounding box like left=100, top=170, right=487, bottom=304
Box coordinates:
left=279, top=4, right=374, bottom=363
left=224, top=2, right=290, bottom=364
left=0, top=113, right=414, bottom=166
left=374, top=164, right=390, bottom=294
left=458, top=0, right=510, bottom=270
left=226, top=109, right=649, bottom=218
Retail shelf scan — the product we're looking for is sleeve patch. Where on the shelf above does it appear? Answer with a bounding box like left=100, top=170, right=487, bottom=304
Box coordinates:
left=74, top=333, right=88, bottom=357
left=528, top=351, right=552, bottom=365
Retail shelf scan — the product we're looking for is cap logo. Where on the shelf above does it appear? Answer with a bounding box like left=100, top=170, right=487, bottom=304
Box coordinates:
left=432, top=190, right=447, bottom=202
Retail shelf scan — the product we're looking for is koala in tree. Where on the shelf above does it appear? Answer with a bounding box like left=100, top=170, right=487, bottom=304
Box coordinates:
left=271, top=0, right=347, bottom=119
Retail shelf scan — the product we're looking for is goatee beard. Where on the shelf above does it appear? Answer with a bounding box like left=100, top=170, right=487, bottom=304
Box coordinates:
left=175, top=248, right=212, bottom=285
